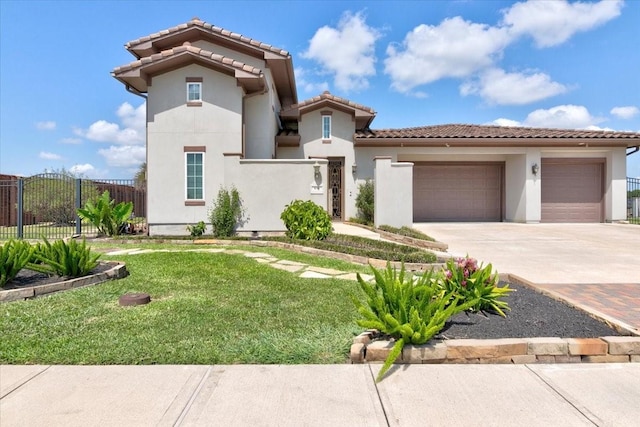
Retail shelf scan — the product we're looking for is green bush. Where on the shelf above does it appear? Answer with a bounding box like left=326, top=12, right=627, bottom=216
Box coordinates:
left=0, top=240, right=34, bottom=287
left=353, top=263, right=478, bottom=382
left=439, top=256, right=513, bottom=317
left=355, top=180, right=374, bottom=225
left=187, top=221, right=207, bottom=237
left=29, top=238, right=100, bottom=278
left=209, top=187, right=244, bottom=238
left=77, top=191, right=133, bottom=237
left=280, top=200, right=332, bottom=240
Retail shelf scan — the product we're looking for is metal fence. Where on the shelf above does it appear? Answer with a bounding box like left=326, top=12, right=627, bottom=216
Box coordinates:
left=0, top=173, right=146, bottom=240
left=629, top=176, right=640, bottom=224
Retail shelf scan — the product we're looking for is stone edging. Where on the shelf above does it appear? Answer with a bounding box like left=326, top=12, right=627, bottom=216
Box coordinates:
left=350, top=331, right=640, bottom=365
left=343, top=222, right=449, bottom=252
left=0, top=262, right=129, bottom=303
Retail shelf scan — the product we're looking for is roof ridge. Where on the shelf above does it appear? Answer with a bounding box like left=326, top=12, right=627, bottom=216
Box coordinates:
left=125, top=17, right=290, bottom=58
left=288, top=91, right=376, bottom=114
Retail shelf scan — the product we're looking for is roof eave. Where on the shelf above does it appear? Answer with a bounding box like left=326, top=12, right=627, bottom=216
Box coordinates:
left=353, top=137, right=634, bottom=148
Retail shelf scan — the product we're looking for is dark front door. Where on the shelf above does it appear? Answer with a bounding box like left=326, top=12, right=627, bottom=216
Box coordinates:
left=328, top=158, right=344, bottom=220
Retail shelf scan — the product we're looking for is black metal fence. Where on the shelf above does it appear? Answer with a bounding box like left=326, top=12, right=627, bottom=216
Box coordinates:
left=0, top=173, right=146, bottom=240
left=629, top=176, right=640, bottom=224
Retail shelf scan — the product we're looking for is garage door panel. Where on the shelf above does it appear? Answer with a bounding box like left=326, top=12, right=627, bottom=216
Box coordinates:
left=541, top=159, right=603, bottom=223
left=413, top=163, right=503, bottom=222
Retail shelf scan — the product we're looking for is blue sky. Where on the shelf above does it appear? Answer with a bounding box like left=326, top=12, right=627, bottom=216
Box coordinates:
left=1, top=0, right=639, bottom=179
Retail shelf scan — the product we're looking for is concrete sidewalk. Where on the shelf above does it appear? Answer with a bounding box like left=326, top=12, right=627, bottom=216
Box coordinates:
left=1, top=364, right=639, bottom=426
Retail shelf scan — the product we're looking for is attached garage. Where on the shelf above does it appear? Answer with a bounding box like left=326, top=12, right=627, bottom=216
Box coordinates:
left=541, top=158, right=604, bottom=223
left=413, top=162, right=504, bottom=222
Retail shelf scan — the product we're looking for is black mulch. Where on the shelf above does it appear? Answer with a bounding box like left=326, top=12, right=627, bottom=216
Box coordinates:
left=436, top=283, right=623, bottom=339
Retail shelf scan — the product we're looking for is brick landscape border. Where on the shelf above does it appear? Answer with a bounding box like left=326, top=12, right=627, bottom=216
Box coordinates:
left=0, top=262, right=128, bottom=303
left=350, top=331, right=640, bottom=364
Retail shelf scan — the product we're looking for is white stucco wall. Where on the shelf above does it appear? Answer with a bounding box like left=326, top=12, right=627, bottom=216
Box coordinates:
left=146, top=64, right=244, bottom=235
left=223, top=155, right=328, bottom=231
left=374, top=157, right=413, bottom=228
left=607, top=147, right=628, bottom=221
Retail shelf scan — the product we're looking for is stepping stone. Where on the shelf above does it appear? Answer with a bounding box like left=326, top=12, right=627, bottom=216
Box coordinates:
left=300, top=271, right=331, bottom=279
left=276, top=260, right=306, bottom=267
left=269, top=263, right=305, bottom=273
left=225, top=249, right=248, bottom=255
left=335, top=273, right=360, bottom=281
left=105, top=249, right=141, bottom=256
left=306, top=266, right=345, bottom=276
left=255, top=257, right=278, bottom=264
left=127, top=249, right=156, bottom=255
left=243, top=252, right=272, bottom=258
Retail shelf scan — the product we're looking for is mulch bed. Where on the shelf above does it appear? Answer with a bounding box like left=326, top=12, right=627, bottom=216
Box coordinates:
left=2, top=262, right=117, bottom=290
left=437, top=283, right=623, bottom=339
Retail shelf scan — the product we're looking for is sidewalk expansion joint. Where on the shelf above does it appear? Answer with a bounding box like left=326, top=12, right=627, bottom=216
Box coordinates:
left=367, top=365, right=391, bottom=427
left=172, top=366, right=213, bottom=427
left=0, top=365, right=51, bottom=400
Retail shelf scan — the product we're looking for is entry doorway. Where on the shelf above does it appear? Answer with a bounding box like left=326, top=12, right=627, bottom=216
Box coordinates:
left=327, top=158, right=344, bottom=220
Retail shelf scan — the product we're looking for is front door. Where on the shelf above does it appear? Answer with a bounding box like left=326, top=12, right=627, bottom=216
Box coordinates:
left=328, top=158, right=344, bottom=220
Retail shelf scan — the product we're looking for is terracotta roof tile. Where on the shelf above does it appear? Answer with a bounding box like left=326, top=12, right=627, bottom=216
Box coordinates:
left=125, top=17, right=290, bottom=57
left=288, top=91, right=375, bottom=114
left=355, top=124, right=640, bottom=139
left=113, top=44, right=263, bottom=76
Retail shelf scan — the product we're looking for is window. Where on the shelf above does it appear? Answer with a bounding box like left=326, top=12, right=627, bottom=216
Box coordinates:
left=185, top=152, right=204, bottom=200
left=187, top=82, right=202, bottom=103
left=322, top=115, right=331, bottom=140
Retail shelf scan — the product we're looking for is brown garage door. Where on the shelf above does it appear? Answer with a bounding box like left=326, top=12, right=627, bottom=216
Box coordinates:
left=541, top=158, right=604, bottom=223
left=413, top=162, right=503, bottom=222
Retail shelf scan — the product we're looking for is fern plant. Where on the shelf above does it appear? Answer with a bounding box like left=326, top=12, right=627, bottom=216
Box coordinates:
left=0, top=239, right=34, bottom=287
left=77, top=190, right=133, bottom=237
left=353, top=263, right=479, bottom=382
left=29, top=238, right=100, bottom=278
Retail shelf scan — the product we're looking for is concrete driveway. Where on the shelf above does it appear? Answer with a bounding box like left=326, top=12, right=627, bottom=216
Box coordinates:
left=413, top=223, right=640, bottom=284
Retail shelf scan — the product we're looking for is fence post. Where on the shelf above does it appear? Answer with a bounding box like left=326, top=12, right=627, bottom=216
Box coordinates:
left=75, top=178, right=82, bottom=236
left=17, top=178, right=24, bottom=239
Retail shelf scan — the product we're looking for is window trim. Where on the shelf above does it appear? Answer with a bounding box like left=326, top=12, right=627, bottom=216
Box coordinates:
left=184, top=151, right=205, bottom=203
left=186, top=78, right=202, bottom=106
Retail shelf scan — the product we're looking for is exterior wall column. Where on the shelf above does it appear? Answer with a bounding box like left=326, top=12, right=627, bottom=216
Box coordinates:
left=374, top=156, right=413, bottom=228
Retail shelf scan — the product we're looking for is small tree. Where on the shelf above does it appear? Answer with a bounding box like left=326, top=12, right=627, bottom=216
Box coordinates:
left=355, top=179, right=374, bottom=225
left=209, top=187, right=244, bottom=238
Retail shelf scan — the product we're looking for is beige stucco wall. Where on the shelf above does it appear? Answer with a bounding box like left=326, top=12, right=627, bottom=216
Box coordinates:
left=224, top=155, right=328, bottom=231
left=374, top=157, right=413, bottom=228
left=146, top=64, right=243, bottom=235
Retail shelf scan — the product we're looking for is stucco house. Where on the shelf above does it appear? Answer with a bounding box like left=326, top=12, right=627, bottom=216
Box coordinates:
left=112, top=18, right=640, bottom=236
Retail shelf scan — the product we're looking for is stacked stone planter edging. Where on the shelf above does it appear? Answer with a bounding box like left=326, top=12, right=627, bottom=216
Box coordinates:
left=0, top=262, right=128, bottom=303
left=350, top=331, right=640, bottom=364
left=343, top=222, right=449, bottom=253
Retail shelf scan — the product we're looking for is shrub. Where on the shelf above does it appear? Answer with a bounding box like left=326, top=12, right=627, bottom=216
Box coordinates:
left=280, top=200, right=332, bottom=240
left=29, top=238, right=100, bottom=278
left=187, top=221, right=207, bottom=237
left=77, top=191, right=133, bottom=237
left=353, top=263, right=478, bottom=382
left=439, top=256, right=513, bottom=317
left=355, top=180, right=374, bottom=225
left=209, top=187, right=244, bottom=238
left=0, top=240, right=34, bottom=287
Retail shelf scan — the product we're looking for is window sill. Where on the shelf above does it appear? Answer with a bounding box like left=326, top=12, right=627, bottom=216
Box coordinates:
left=185, top=200, right=205, bottom=206
left=322, top=139, right=332, bottom=144
left=187, top=101, right=202, bottom=107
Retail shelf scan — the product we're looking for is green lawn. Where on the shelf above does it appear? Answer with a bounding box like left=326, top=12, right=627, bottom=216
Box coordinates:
left=0, top=250, right=365, bottom=365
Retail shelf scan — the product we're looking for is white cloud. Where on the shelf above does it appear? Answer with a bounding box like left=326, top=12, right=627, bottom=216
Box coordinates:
left=36, top=121, right=56, bottom=130
left=69, top=163, right=96, bottom=176
left=488, top=118, right=522, bottom=127
left=460, top=68, right=567, bottom=105
left=60, top=137, right=82, bottom=144
left=302, top=11, right=380, bottom=92
left=98, top=145, right=146, bottom=168
left=523, top=105, right=605, bottom=129
left=611, top=106, right=640, bottom=120
left=502, top=0, right=623, bottom=48
left=294, top=67, right=329, bottom=94
left=39, top=151, right=62, bottom=160
left=385, top=16, right=511, bottom=94
left=76, top=102, right=145, bottom=145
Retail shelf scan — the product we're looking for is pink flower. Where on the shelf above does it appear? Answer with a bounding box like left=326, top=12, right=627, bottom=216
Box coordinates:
left=461, top=280, right=467, bottom=287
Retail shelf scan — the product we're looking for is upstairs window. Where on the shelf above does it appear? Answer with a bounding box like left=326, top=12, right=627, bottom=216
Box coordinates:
left=187, top=82, right=202, bottom=103
left=322, top=115, right=331, bottom=140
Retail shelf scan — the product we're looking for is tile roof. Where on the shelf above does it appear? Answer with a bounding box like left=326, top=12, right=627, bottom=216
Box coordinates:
left=355, top=124, right=640, bottom=140
left=125, top=17, right=290, bottom=58
left=112, top=43, right=263, bottom=76
left=286, top=91, right=376, bottom=114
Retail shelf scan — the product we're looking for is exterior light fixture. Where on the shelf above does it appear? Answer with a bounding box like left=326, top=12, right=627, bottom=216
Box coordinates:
left=352, top=163, right=357, bottom=174
left=313, top=162, right=321, bottom=180
left=531, top=163, right=540, bottom=176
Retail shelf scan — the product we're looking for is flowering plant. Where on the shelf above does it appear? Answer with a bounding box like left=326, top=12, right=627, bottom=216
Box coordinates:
left=440, top=256, right=513, bottom=317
